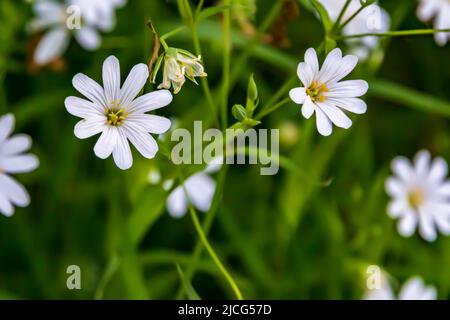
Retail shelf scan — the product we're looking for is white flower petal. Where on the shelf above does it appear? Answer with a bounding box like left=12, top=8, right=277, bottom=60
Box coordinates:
left=102, top=56, right=121, bottom=104
left=289, top=87, right=306, bottom=104
left=304, top=48, right=319, bottom=75
left=185, top=173, right=216, bottom=212
left=324, top=54, right=358, bottom=84
left=391, top=157, right=413, bottom=182
left=297, top=62, right=315, bottom=87
left=397, top=211, right=417, bottom=237
left=328, top=97, right=367, bottom=114
left=317, top=48, right=342, bottom=84
left=414, top=149, right=431, bottom=179
left=167, top=186, right=188, bottom=218
left=434, top=209, right=450, bottom=234
left=315, top=106, right=332, bottom=136
left=72, top=73, right=107, bottom=109
left=74, top=27, right=101, bottom=51
left=34, top=28, right=70, bottom=66
left=94, top=126, right=118, bottom=159
left=418, top=209, right=437, bottom=242
left=428, top=157, right=448, bottom=184
left=119, top=63, right=149, bottom=107
left=126, top=114, right=171, bottom=135
left=65, top=96, right=103, bottom=118
left=0, top=114, right=15, bottom=143
left=112, top=128, right=133, bottom=170
left=0, top=155, right=39, bottom=174
left=436, top=181, right=450, bottom=197
left=385, top=177, right=404, bottom=197
left=0, top=188, right=14, bottom=217
left=128, top=90, right=173, bottom=114
left=0, top=134, right=32, bottom=156
left=387, top=200, right=407, bottom=218
left=122, top=124, right=158, bottom=159
left=204, top=157, right=223, bottom=174
left=317, top=101, right=352, bottom=129
left=301, top=95, right=315, bottom=119
left=0, top=174, right=30, bottom=207
left=74, top=117, right=106, bottom=139
left=327, top=80, right=369, bottom=98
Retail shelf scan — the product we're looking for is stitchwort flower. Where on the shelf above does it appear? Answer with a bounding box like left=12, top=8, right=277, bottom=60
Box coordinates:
left=417, top=0, right=450, bottom=46
left=0, top=114, right=39, bottom=217
left=364, top=275, right=437, bottom=300
left=65, top=56, right=173, bottom=170
left=289, top=48, right=368, bottom=136
left=385, top=150, right=450, bottom=242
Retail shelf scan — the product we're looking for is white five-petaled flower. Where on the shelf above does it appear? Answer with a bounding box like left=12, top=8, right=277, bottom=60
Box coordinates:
left=364, top=275, right=437, bottom=300
left=166, top=158, right=222, bottom=218
left=318, top=0, right=390, bottom=60
left=0, top=114, right=39, bottom=217
left=65, top=55, right=173, bottom=170
left=417, top=0, right=450, bottom=46
left=385, top=150, right=450, bottom=242
left=289, top=48, right=368, bottom=136
left=29, top=0, right=124, bottom=66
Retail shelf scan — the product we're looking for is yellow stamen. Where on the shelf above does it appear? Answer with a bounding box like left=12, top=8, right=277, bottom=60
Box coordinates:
left=408, top=188, right=424, bottom=209
left=106, top=107, right=128, bottom=126
left=306, top=80, right=328, bottom=102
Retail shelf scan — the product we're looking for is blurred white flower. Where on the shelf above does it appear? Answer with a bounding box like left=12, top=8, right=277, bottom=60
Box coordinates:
left=364, top=275, right=437, bottom=300
left=289, top=48, right=368, bottom=136
left=166, top=158, right=222, bottom=218
left=69, top=0, right=126, bottom=32
left=65, top=55, right=173, bottom=170
left=29, top=0, right=125, bottom=66
left=386, top=150, right=450, bottom=242
left=0, top=114, right=39, bottom=217
left=158, top=48, right=207, bottom=94
left=417, top=0, right=450, bottom=46
left=319, top=0, right=390, bottom=59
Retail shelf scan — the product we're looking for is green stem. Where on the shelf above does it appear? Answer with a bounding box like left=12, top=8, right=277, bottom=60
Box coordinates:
left=256, top=97, right=291, bottom=120
left=160, top=25, right=187, bottom=50
left=331, top=0, right=351, bottom=34
left=188, top=205, right=243, bottom=300
left=192, top=26, right=220, bottom=127
left=337, top=4, right=367, bottom=32
left=337, top=28, right=450, bottom=40
left=221, top=0, right=231, bottom=129
left=195, top=0, right=205, bottom=18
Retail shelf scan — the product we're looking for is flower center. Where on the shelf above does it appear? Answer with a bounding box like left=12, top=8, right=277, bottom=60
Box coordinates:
left=408, top=188, right=424, bottom=210
left=306, top=80, right=328, bottom=102
left=105, top=102, right=128, bottom=126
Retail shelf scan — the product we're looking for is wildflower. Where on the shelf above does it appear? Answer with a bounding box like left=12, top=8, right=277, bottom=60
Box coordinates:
left=385, top=150, right=450, bottom=242
left=289, top=48, right=368, bottom=136
left=166, top=158, right=222, bottom=218
left=417, top=0, right=450, bottom=46
left=29, top=0, right=124, bottom=66
left=156, top=48, right=207, bottom=94
left=319, top=0, right=390, bottom=59
left=364, top=275, right=437, bottom=300
left=0, top=114, right=39, bottom=217
left=65, top=55, right=173, bottom=170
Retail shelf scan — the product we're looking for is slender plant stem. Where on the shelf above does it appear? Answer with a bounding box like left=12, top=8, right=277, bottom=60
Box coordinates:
left=188, top=205, right=243, bottom=300
left=160, top=25, right=187, bottom=50
left=256, top=97, right=291, bottom=120
left=337, top=28, right=450, bottom=39
left=331, top=0, right=351, bottom=33
left=221, top=0, right=232, bottom=129
left=337, top=4, right=367, bottom=32
left=195, top=0, right=205, bottom=18
left=191, top=27, right=220, bottom=127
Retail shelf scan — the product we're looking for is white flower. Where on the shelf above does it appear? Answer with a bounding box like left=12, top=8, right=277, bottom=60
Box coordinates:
left=0, top=114, right=39, bottom=217
left=158, top=48, right=207, bottom=94
left=385, top=150, right=450, bottom=242
left=29, top=0, right=123, bottom=66
left=289, top=48, right=368, bottom=136
left=417, top=0, right=450, bottom=46
left=69, top=0, right=126, bottom=32
left=166, top=158, right=222, bottom=218
left=319, top=0, right=390, bottom=59
left=364, top=275, right=437, bottom=300
left=65, top=55, right=173, bottom=170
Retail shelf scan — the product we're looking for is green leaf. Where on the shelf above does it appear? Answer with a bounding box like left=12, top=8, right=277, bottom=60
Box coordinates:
left=369, top=79, right=450, bottom=118
left=176, top=264, right=202, bottom=300
left=311, top=0, right=333, bottom=33
left=127, top=187, right=167, bottom=246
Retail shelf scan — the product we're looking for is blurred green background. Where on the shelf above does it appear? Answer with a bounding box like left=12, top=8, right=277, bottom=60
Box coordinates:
left=0, top=0, right=449, bottom=299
